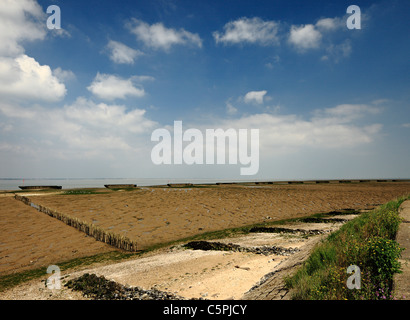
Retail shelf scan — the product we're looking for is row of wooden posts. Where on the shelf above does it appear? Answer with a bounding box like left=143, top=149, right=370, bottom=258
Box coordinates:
left=14, top=194, right=138, bottom=252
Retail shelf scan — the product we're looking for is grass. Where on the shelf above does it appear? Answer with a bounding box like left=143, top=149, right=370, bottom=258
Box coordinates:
left=285, top=195, right=409, bottom=300
left=61, top=189, right=111, bottom=195
left=62, top=189, right=100, bottom=195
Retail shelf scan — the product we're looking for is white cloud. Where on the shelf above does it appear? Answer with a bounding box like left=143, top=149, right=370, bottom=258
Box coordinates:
left=0, top=2, right=71, bottom=104
left=0, top=98, right=157, bottom=159
left=371, top=99, right=389, bottom=105
left=0, top=55, right=66, bottom=102
left=214, top=104, right=382, bottom=153
left=87, top=73, right=145, bottom=100
left=53, top=67, right=76, bottom=82
left=318, top=104, right=381, bottom=122
left=0, top=0, right=46, bottom=56
left=288, top=16, right=353, bottom=60
left=244, top=91, right=267, bottom=104
left=127, top=19, right=202, bottom=50
left=106, top=40, right=143, bottom=64
left=288, top=24, right=322, bottom=51
left=316, top=17, right=343, bottom=31
left=226, top=101, right=237, bottom=115
left=310, top=104, right=381, bottom=131
left=0, top=100, right=384, bottom=176
left=64, top=97, right=155, bottom=134
left=0, top=102, right=37, bottom=119
left=213, top=17, right=280, bottom=46
left=321, top=39, right=352, bottom=62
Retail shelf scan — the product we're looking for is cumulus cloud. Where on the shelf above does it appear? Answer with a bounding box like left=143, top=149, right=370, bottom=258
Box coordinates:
left=244, top=91, right=268, bottom=104
left=0, top=1, right=72, bottom=103
left=0, top=98, right=157, bottom=158
left=0, top=55, right=66, bottom=102
left=213, top=17, right=280, bottom=46
left=0, top=102, right=37, bottom=119
left=106, top=40, right=143, bottom=64
left=0, top=0, right=46, bottom=56
left=288, top=15, right=351, bottom=57
left=64, top=97, right=155, bottom=134
left=127, top=19, right=202, bottom=50
left=316, top=17, right=343, bottom=31
left=53, top=67, right=76, bottom=82
left=288, top=24, right=322, bottom=51
left=87, top=73, right=146, bottom=100
left=192, top=103, right=383, bottom=155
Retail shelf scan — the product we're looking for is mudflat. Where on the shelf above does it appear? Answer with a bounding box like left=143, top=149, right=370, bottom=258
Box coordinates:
left=28, top=183, right=410, bottom=249
left=0, top=196, right=114, bottom=276
left=5, top=182, right=408, bottom=249
left=1, top=182, right=409, bottom=299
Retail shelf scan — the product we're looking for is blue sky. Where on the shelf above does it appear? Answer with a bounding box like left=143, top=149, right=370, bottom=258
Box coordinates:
left=0, top=0, right=409, bottom=180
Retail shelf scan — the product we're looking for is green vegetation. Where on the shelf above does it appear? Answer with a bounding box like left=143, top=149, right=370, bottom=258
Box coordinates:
left=61, top=189, right=108, bottom=195
left=62, top=187, right=143, bottom=194
left=285, top=195, right=409, bottom=300
left=108, top=187, right=137, bottom=191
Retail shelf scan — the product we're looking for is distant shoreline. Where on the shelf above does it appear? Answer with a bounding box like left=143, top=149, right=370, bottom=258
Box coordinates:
left=1, top=178, right=409, bottom=192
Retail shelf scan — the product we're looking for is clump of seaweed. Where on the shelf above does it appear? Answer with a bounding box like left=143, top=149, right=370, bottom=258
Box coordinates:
left=65, top=273, right=190, bottom=300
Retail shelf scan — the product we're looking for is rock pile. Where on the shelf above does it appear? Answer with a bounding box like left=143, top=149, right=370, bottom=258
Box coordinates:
left=184, top=240, right=299, bottom=256
left=249, top=226, right=327, bottom=235
left=65, top=273, right=192, bottom=300
left=296, top=217, right=348, bottom=223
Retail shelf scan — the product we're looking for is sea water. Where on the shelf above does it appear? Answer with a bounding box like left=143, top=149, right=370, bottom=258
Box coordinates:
left=0, top=178, right=256, bottom=191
